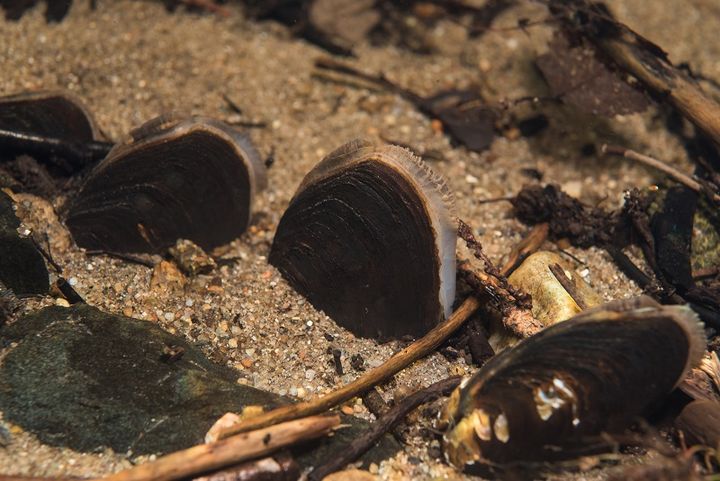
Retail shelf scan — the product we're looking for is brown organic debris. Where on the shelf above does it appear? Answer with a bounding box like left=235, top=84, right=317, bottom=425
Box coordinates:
left=536, top=32, right=649, bottom=117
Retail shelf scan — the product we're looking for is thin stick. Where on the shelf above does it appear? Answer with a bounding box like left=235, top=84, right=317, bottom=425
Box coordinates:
left=308, top=377, right=462, bottom=481
left=93, top=415, right=339, bottom=481
left=361, top=388, right=405, bottom=443
left=216, top=296, right=481, bottom=439
left=314, top=58, right=422, bottom=105
left=500, top=222, right=549, bottom=276
left=602, top=144, right=720, bottom=202
left=56, top=277, right=84, bottom=304
left=549, top=263, right=588, bottom=309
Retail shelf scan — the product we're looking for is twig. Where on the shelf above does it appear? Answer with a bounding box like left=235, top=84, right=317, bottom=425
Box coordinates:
left=457, top=219, right=501, bottom=277
left=360, top=388, right=406, bottom=443
left=500, top=222, right=549, bottom=275
left=93, top=415, right=339, bottom=481
left=456, top=219, right=541, bottom=340
left=314, top=58, right=422, bottom=105
left=549, top=262, right=588, bottom=309
left=308, top=377, right=462, bottom=481
left=56, top=277, right=84, bottom=305
left=474, top=196, right=516, bottom=205
left=693, top=267, right=719, bottom=280
left=29, top=234, right=62, bottom=273
left=215, top=296, right=481, bottom=439
left=465, top=318, right=494, bottom=366
left=29, top=234, right=85, bottom=303
left=602, top=144, right=720, bottom=202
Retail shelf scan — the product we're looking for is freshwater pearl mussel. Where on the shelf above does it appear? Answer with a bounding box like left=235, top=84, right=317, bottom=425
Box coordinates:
left=440, top=296, right=706, bottom=471
left=65, top=114, right=267, bottom=254
left=269, top=139, right=456, bottom=340
left=0, top=90, right=111, bottom=175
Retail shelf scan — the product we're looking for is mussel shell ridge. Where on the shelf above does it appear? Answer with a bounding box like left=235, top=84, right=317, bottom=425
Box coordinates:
left=65, top=116, right=266, bottom=253
left=269, top=139, right=456, bottom=340
left=441, top=297, right=706, bottom=468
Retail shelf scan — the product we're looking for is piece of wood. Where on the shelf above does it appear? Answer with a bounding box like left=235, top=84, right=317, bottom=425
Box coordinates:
left=549, top=262, right=588, bottom=309
left=500, top=222, right=549, bottom=275
left=93, top=415, right=339, bottom=481
left=216, top=296, right=481, bottom=439
left=309, top=377, right=462, bottom=480
left=602, top=144, right=720, bottom=203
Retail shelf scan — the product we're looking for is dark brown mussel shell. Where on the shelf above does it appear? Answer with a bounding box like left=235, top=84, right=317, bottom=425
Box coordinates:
left=0, top=90, right=104, bottom=171
left=65, top=115, right=267, bottom=254
left=440, top=297, right=706, bottom=470
left=269, top=139, right=456, bottom=340
left=0, top=90, right=99, bottom=142
left=675, top=399, right=720, bottom=448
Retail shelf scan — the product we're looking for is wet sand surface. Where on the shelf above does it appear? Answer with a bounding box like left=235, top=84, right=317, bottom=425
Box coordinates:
left=1, top=0, right=718, bottom=479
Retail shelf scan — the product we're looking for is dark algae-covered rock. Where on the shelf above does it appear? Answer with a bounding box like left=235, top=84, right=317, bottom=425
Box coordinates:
left=0, top=191, right=48, bottom=295
left=0, top=304, right=398, bottom=463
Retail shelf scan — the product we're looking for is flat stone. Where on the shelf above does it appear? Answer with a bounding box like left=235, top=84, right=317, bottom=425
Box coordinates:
left=0, top=304, right=399, bottom=465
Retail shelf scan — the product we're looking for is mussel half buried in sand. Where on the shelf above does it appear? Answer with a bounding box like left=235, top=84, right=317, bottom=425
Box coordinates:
left=65, top=115, right=267, bottom=254
left=440, top=296, right=706, bottom=470
left=0, top=90, right=112, bottom=175
left=269, top=139, right=456, bottom=340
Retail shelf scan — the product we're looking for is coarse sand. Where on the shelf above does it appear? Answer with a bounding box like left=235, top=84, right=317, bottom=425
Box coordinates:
left=1, top=0, right=718, bottom=479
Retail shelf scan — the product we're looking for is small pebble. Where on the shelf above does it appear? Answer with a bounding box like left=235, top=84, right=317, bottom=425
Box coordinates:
left=55, top=298, right=70, bottom=307
left=240, top=358, right=253, bottom=368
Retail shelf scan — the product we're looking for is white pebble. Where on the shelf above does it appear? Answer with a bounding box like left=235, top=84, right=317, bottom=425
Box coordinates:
left=305, top=369, right=316, bottom=381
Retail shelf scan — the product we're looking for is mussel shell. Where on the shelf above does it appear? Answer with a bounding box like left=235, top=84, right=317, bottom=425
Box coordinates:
left=65, top=115, right=266, bottom=254
left=441, top=296, right=706, bottom=468
left=0, top=90, right=99, bottom=144
left=269, top=139, right=456, bottom=340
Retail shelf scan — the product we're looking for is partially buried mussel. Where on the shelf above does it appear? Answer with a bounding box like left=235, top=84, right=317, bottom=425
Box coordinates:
left=65, top=115, right=267, bottom=254
left=269, top=139, right=456, bottom=340
left=0, top=90, right=111, bottom=174
left=440, top=296, right=706, bottom=470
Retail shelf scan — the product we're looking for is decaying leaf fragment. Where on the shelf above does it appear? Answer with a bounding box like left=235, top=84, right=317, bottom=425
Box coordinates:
left=536, top=33, right=649, bottom=117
